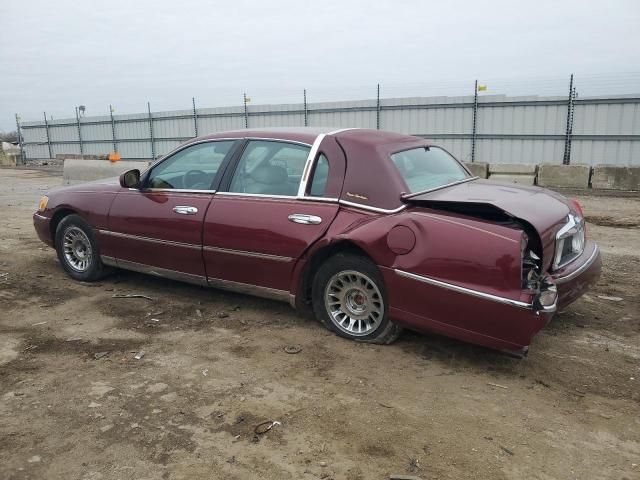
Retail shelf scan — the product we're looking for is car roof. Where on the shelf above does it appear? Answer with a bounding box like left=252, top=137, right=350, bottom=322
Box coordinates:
left=193, top=127, right=433, bottom=148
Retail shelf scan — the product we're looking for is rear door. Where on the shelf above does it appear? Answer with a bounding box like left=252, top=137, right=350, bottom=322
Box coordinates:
left=105, top=140, right=238, bottom=282
left=202, top=136, right=346, bottom=295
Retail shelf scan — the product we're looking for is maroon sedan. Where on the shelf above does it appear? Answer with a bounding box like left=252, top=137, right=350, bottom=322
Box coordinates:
left=33, top=128, right=601, bottom=356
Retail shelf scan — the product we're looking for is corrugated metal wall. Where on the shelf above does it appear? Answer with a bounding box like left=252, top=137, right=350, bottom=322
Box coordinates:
left=19, top=94, right=640, bottom=165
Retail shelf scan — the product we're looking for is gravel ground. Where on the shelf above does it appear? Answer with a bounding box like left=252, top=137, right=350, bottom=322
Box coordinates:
left=0, top=168, right=638, bottom=480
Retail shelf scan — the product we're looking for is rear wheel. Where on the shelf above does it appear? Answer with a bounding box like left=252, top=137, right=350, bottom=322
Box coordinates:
left=312, top=253, right=402, bottom=344
left=55, top=214, right=109, bottom=282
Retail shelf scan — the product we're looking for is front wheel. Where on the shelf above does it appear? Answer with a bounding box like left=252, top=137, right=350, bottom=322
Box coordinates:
left=311, top=253, right=402, bottom=344
left=55, top=214, right=109, bottom=282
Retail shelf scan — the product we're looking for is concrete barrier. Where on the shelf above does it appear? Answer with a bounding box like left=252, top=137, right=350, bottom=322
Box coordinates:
left=591, top=165, right=640, bottom=191
left=537, top=164, right=591, bottom=189
left=488, top=163, right=537, bottom=185
left=463, top=162, right=488, bottom=178
left=63, top=159, right=150, bottom=185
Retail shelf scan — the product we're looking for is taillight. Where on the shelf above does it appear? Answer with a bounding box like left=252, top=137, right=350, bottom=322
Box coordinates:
left=569, top=198, right=584, bottom=218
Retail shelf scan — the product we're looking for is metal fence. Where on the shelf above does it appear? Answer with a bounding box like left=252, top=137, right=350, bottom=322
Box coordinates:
left=16, top=78, right=640, bottom=166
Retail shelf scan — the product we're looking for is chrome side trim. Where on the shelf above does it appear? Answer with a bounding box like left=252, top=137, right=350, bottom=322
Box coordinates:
left=298, top=134, right=326, bottom=197
left=553, top=244, right=600, bottom=285
left=245, top=137, right=312, bottom=147
left=203, top=245, right=292, bottom=262
left=338, top=199, right=407, bottom=214
left=207, top=276, right=291, bottom=303
left=301, top=196, right=340, bottom=203
left=34, top=213, right=48, bottom=220
left=142, top=188, right=216, bottom=194
left=400, top=176, right=479, bottom=200
left=98, top=230, right=201, bottom=250
left=215, top=191, right=300, bottom=200
left=394, top=269, right=533, bottom=310
left=101, top=256, right=208, bottom=286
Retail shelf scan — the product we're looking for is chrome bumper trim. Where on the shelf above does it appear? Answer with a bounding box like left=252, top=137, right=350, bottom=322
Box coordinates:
left=395, top=269, right=533, bottom=310
left=553, top=244, right=600, bottom=285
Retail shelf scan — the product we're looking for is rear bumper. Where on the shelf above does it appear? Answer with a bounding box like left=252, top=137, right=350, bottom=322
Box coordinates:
left=33, top=212, right=54, bottom=247
left=551, top=240, right=601, bottom=309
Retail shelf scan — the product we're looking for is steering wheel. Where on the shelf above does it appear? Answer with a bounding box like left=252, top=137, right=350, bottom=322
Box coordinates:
left=184, top=169, right=209, bottom=189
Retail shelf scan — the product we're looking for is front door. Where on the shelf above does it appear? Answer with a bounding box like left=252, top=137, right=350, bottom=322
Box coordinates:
left=203, top=138, right=345, bottom=296
left=104, top=140, right=238, bottom=283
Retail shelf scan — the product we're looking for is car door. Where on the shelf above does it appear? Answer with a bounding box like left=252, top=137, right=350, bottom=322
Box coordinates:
left=104, top=140, right=238, bottom=283
left=202, top=136, right=346, bottom=296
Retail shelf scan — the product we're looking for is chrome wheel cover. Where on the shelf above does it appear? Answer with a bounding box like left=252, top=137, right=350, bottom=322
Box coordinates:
left=62, top=226, right=93, bottom=272
left=324, top=270, right=384, bottom=336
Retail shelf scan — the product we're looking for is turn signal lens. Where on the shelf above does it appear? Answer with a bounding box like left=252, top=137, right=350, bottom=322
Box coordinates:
left=38, top=196, right=48, bottom=212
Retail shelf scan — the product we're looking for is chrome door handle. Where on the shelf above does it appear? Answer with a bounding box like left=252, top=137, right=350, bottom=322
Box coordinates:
left=172, top=205, right=198, bottom=215
left=288, top=214, right=322, bottom=225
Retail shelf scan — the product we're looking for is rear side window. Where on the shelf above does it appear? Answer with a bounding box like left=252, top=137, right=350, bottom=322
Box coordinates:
left=391, top=147, right=468, bottom=193
left=309, top=154, right=330, bottom=197
left=229, top=140, right=310, bottom=196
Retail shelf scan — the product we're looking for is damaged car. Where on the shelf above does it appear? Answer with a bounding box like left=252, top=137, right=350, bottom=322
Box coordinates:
left=33, top=128, right=601, bottom=355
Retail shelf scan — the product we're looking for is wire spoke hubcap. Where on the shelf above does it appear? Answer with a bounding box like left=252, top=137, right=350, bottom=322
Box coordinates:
left=324, top=270, right=383, bottom=336
left=62, top=226, right=93, bottom=272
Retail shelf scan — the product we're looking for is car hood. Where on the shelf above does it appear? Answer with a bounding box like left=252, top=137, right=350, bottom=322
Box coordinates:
left=404, top=179, right=572, bottom=270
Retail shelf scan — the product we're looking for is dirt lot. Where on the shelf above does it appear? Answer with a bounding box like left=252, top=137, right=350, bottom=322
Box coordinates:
left=0, top=168, right=638, bottom=480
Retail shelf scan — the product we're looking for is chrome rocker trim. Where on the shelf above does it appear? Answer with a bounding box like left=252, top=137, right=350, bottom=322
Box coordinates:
left=101, top=255, right=292, bottom=303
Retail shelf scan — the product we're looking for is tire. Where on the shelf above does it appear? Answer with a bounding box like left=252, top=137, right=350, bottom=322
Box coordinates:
left=55, top=214, right=109, bottom=282
left=312, top=253, right=402, bottom=344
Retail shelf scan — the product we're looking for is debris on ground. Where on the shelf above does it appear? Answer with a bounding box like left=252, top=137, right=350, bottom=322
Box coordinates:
left=217, top=312, right=230, bottom=318
left=32, top=321, right=47, bottom=326
left=134, top=350, right=145, bottom=360
left=487, top=382, right=508, bottom=389
left=407, top=456, right=420, bottom=472
left=283, top=345, right=302, bottom=354
left=500, top=445, right=515, bottom=456
left=597, top=295, right=623, bottom=302
left=254, top=420, right=282, bottom=435
left=390, top=475, right=423, bottom=480
left=93, top=351, right=110, bottom=360
left=112, top=294, right=154, bottom=300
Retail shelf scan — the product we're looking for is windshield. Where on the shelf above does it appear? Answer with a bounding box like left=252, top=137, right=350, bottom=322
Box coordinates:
left=391, top=147, right=470, bottom=193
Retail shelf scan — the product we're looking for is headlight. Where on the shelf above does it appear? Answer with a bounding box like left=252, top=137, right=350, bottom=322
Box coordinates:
left=38, top=196, right=49, bottom=212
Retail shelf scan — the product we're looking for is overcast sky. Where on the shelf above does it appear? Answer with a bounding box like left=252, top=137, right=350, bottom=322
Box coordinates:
left=1, top=0, right=639, bottom=130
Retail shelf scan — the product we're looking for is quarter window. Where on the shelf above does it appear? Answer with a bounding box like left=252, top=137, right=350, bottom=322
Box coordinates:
left=229, top=140, right=310, bottom=196
left=309, top=154, right=330, bottom=197
left=147, top=141, right=235, bottom=190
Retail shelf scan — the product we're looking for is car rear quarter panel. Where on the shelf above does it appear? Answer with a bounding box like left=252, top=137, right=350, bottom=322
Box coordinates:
left=303, top=206, right=543, bottom=350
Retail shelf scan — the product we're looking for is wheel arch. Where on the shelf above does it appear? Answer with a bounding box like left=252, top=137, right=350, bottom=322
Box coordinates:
left=50, top=208, right=81, bottom=246
left=295, top=239, right=378, bottom=310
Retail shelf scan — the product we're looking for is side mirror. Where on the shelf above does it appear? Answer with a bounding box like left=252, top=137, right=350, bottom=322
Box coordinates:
left=119, top=169, right=140, bottom=189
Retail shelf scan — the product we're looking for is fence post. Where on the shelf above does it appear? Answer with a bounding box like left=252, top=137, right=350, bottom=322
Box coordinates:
left=563, top=74, right=575, bottom=165
left=303, top=89, right=308, bottom=127
left=147, top=102, right=155, bottom=159
left=109, top=105, right=118, bottom=153
left=192, top=97, right=198, bottom=137
left=376, top=83, right=381, bottom=130
left=43, top=112, right=53, bottom=159
left=243, top=93, right=249, bottom=128
left=471, top=80, right=479, bottom=163
left=75, top=107, right=84, bottom=156
left=15, top=114, right=25, bottom=164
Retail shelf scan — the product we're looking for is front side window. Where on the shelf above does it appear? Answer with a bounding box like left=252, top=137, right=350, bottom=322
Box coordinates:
left=390, top=147, right=469, bottom=193
left=229, top=140, right=310, bottom=196
left=147, top=141, right=235, bottom=190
